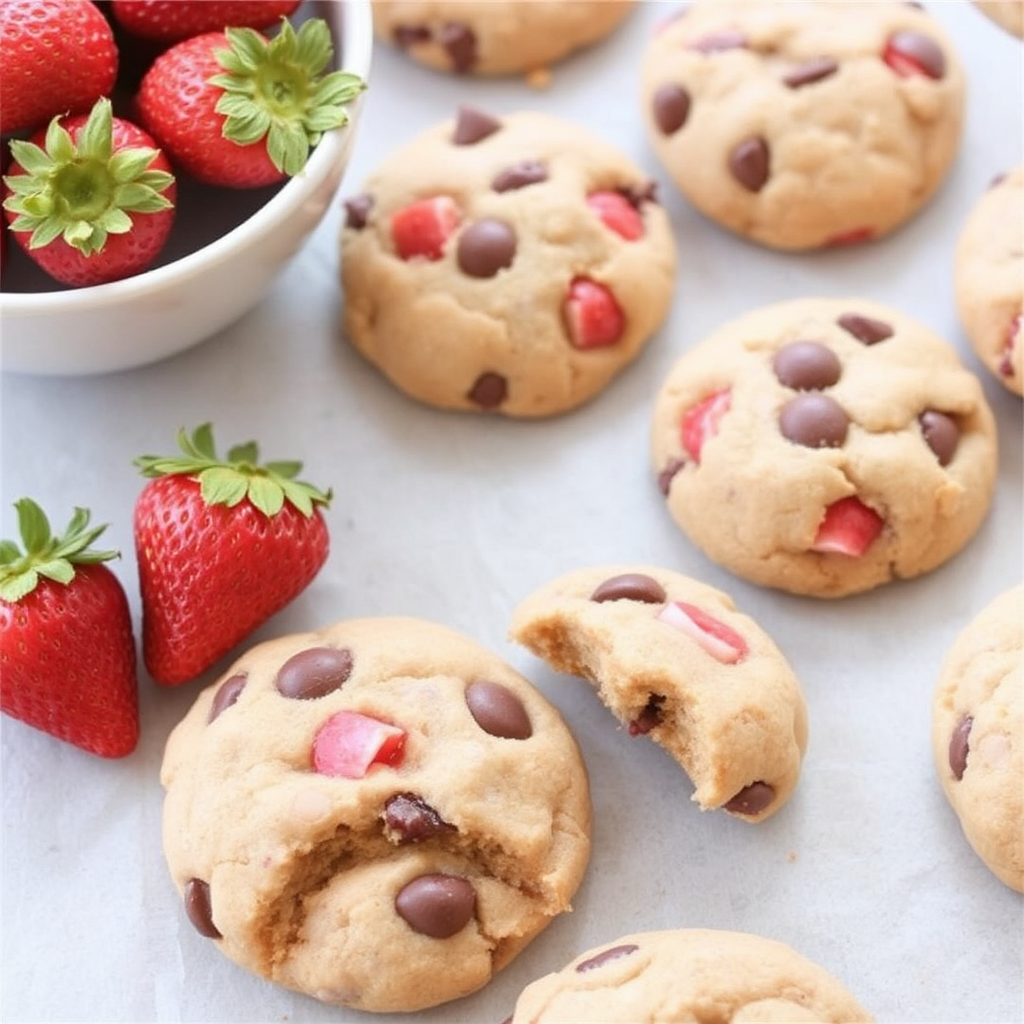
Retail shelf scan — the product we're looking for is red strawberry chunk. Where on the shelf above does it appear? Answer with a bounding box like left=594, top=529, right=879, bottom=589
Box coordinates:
left=882, top=32, right=945, bottom=79
left=564, top=277, right=625, bottom=349
left=824, top=226, right=874, bottom=247
left=313, top=711, right=407, bottom=778
left=391, top=196, right=461, bottom=260
left=811, top=496, right=884, bottom=556
left=586, top=191, right=644, bottom=240
left=657, top=600, right=748, bottom=664
left=681, top=388, right=731, bottom=462
left=1000, top=313, right=1021, bottom=379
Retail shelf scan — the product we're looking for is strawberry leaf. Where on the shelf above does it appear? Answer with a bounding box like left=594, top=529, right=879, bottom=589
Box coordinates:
left=246, top=476, right=286, bottom=518
left=199, top=467, right=250, bottom=508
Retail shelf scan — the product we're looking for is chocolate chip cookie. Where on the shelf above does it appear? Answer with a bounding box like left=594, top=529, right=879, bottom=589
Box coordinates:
left=641, top=0, right=965, bottom=250
left=933, top=585, right=1023, bottom=893
left=954, top=166, right=1024, bottom=396
left=974, top=1, right=1024, bottom=38
left=373, top=0, right=635, bottom=77
left=160, top=616, right=592, bottom=1012
left=651, top=298, right=998, bottom=598
left=510, top=565, right=808, bottom=822
left=340, top=106, right=678, bottom=417
left=506, top=929, right=874, bottom=1022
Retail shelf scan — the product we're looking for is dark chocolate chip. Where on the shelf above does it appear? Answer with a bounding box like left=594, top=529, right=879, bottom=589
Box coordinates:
left=208, top=673, right=246, bottom=723
left=783, top=56, right=839, bottom=88
left=729, top=136, right=770, bottom=192
left=989, top=172, right=1007, bottom=190
left=886, top=30, right=945, bottom=79
left=457, top=219, right=517, bottom=278
left=576, top=943, right=640, bottom=972
left=949, top=715, right=973, bottom=780
left=652, top=83, right=691, bottom=135
left=724, top=781, right=775, bottom=816
left=276, top=647, right=353, bottom=700
left=452, top=106, right=501, bottom=145
left=184, top=878, right=221, bottom=939
left=439, top=21, right=476, bottom=73
left=343, top=193, right=374, bottom=230
left=393, top=23, right=430, bottom=48
left=773, top=341, right=843, bottom=390
left=620, top=180, right=659, bottom=207
left=590, top=573, right=667, bottom=604
left=465, top=680, right=532, bottom=739
left=920, top=410, right=960, bottom=466
left=491, top=160, right=548, bottom=192
left=383, top=793, right=455, bottom=843
left=837, top=312, right=893, bottom=345
left=779, top=394, right=849, bottom=448
left=689, top=29, right=747, bottom=53
left=628, top=694, right=665, bottom=737
left=658, top=458, right=685, bottom=496
left=395, top=874, right=476, bottom=938
left=468, top=371, right=508, bottom=409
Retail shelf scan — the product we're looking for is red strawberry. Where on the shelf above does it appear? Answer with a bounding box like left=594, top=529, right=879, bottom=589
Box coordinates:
left=2, top=98, right=176, bottom=288
left=110, top=0, right=302, bottom=43
left=391, top=197, right=461, bottom=260
left=811, top=496, right=884, bottom=556
left=563, top=277, right=626, bottom=349
left=134, top=18, right=365, bottom=188
left=133, top=424, right=332, bottom=686
left=586, top=191, right=644, bottom=241
left=681, top=388, right=731, bottom=463
left=0, top=499, right=139, bottom=759
left=313, top=712, right=407, bottom=779
left=0, top=0, right=118, bottom=135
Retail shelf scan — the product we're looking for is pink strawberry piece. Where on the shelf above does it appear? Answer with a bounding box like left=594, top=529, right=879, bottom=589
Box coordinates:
left=1000, top=313, right=1021, bottom=379
left=882, top=31, right=945, bottom=79
left=564, top=277, right=625, bottom=349
left=657, top=601, right=748, bottom=664
left=313, top=711, right=406, bottom=778
left=824, top=226, right=874, bottom=247
left=681, top=388, right=731, bottom=462
left=811, top=496, right=884, bottom=556
left=586, top=191, right=644, bottom=241
left=391, top=196, right=460, bottom=260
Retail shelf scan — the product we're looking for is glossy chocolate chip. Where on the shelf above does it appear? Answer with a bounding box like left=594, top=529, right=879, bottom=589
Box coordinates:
left=783, top=56, right=839, bottom=88
left=724, top=781, right=775, bottom=816
left=628, top=694, right=665, bottom=737
left=393, top=23, right=430, bottom=48
left=343, top=193, right=373, bottom=230
left=395, top=874, right=476, bottom=938
left=465, top=680, right=532, bottom=739
left=887, top=30, right=945, bottom=79
left=590, top=573, right=667, bottom=604
left=208, top=673, right=246, bottom=723
left=276, top=647, right=353, bottom=700
left=184, top=878, right=221, bottom=939
left=729, top=136, right=769, bottom=192
left=439, top=21, right=476, bottom=73
left=468, top=372, right=508, bottom=409
left=920, top=410, right=960, bottom=466
left=658, top=458, right=685, bottom=496
left=837, top=312, right=893, bottom=345
left=492, top=160, right=547, bottom=192
left=452, top=106, right=501, bottom=145
left=689, top=29, right=747, bottom=53
left=576, top=943, right=640, bottom=972
left=384, top=793, right=455, bottom=843
left=779, top=394, right=849, bottom=448
left=457, top=219, right=516, bottom=277
left=652, top=83, right=691, bottom=135
left=773, top=341, right=842, bottom=390
left=949, top=715, right=973, bottom=780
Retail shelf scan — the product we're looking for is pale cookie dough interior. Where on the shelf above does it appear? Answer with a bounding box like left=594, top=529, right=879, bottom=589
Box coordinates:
left=973, top=1, right=1024, bottom=38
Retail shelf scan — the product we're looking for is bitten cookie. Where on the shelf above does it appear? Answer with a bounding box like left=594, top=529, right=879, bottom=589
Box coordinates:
left=373, top=0, right=635, bottom=77
left=651, top=298, right=998, bottom=598
left=160, top=616, right=592, bottom=1012
left=507, top=929, right=874, bottom=1022
left=954, top=167, right=1024, bottom=396
left=974, top=1, right=1024, bottom=38
left=340, top=106, right=678, bottom=417
left=932, top=585, right=1023, bottom=893
left=640, top=0, right=965, bottom=250
left=510, top=565, right=808, bottom=821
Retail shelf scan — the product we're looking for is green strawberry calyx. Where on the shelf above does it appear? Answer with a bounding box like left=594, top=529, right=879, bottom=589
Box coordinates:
left=209, top=17, right=366, bottom=176
left=2, top=98, right=175, bottom=257
left=0, top=498, right=119, bottom=603
left=134, top=423, right=332, bottom=519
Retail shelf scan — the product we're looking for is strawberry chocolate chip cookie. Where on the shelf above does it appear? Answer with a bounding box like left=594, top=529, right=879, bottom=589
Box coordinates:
left=160, top=616, right=592, bottom=1012
left=340, top=105, right=677, bottom=417
left=651, top=298, right=998, bottom=598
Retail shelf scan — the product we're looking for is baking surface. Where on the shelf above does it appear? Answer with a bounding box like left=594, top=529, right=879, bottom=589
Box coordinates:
left=1, top=2, right=1022, bottom=1021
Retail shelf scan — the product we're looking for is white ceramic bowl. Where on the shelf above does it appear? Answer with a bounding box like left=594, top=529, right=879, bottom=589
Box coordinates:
left=0, top=0, right=372, bottom=377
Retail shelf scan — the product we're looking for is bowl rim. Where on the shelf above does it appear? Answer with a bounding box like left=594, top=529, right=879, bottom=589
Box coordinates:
left=0, top=0, right=373, bottom=317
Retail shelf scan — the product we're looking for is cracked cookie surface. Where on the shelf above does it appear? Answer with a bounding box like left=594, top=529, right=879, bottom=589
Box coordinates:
left=340, top=106, right=678, bottom=417
left=651, top=297, right=998, bottom=598
left=160, top=616, right=592, bottom=1012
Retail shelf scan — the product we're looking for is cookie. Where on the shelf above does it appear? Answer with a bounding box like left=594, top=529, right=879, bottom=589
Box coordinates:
left=160, top=616, right=593, bottom=1012
left=974, top=1, right=1024, bottom=38
left=373, top=0, right=635, bottom=77
left=651, top=298, right=998, bottom=598
left=507, top=929, right=874, bottom=1022
left=954, top=167, right=1024, bottom=396
left=340, top=106, right=678, bottom=417
left=640, top=0, right=965, bottom=250
left=932, top=585, right=1023, bottom=893
left=510, top=565, right=807, bottom=822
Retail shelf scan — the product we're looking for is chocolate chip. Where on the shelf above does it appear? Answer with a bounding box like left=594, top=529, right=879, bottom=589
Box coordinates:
left=689, top=29, right=747, bottom=53
left=652, top=83, right=691, bottom=135
left=276, top=647, right=353, bottom=699
left=773, top=341, right=842, bottom=390
left=724, top=781, right=775, bottom=816
left=837, top=312, right=893, bottom=345
left=208, top=673, right=246, bottom=723
left=439, top=21, right=476, bottom=73
left=729, top=136, right=770, bottom=192
left=468, top=371, right=508, bottom=409
left=183, top=878, right=221, bottom=939
left=783, top=56, right=838, bottom=88
left=465, top=680, right=532, bottom=739
left=628, top=694, right=665, bottom=737
left=383, top=793, right=455, bottom=843
left=887, top=30, right=945, bottom=79
left=452, top=106, right=501, bottom=145
left=576, top=943, right=640, bottom=972
left=658, top=458, right=685, bottom=495
left=343, top=193, right=373, bottom=230
left=395, top=874, right=476, bottom=938
left=492, top=161, right=547, bottom=192
left=457, top=219, right=517, bottom=278
left=949, top=715, right=973, bottom=780
left=393, top=23, right=430, bottom=48
left=779, top=394, right=849, bottom=448
left=590, top=573, right=667, bottom=604
left=920, top=410, right=960, bottom=466
left=620, top=180, right=659, bottom=207
left=988, top=172, right=1007, bottom=190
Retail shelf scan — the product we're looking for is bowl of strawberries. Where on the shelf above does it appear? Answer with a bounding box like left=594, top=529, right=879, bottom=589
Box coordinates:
left=0, top=0, right=371, bottom=376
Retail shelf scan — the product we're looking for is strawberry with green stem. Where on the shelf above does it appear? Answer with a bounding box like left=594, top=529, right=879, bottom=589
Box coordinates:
left=0, top=499, right=139, bottom=759
left=134, top=424, right=332, bottom=686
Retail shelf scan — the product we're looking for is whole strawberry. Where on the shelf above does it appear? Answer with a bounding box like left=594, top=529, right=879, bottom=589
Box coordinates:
left=134, top=424, right=332, bottom=686
left=134, top=17, right=365, bottom=188
left=0, top=499, right=139, bottom=759
left=110, top=0, right=302, bottom=42
left=0, top=0, right=118, bottom=135
left=2, top=98, right=176, bottom=288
